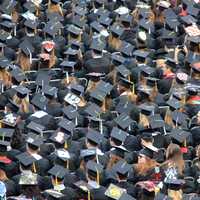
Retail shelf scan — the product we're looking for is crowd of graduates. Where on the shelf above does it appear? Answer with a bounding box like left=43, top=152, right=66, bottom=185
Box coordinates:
left=0, top=0, right=199, bottom=199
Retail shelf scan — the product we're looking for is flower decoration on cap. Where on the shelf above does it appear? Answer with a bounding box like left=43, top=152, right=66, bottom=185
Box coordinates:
left=42, top=41, right=55, bottom=52
left=176, top=72, right=188, bottom=82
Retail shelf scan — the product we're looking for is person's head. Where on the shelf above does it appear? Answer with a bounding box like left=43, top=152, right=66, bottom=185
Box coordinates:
left=166, top=143, right=184, bottom=174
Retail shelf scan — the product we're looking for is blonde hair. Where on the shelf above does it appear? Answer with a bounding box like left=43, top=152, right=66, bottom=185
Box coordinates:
left=0, top=69, right=11, bottom=87
left=108, top=34, right=122, bottom=51
left=48, top=1, right=63, bottom=16
left=107, top=154, right=122, bottom=170
left=139, top=113, right=150, bottom=128
left=168, top=189, right=182, bottom=200
left=17, top=51, right=31, bottom=71
left=41, top=48, right=57, bottom=69
left=13, top=95, right=30, bottom=113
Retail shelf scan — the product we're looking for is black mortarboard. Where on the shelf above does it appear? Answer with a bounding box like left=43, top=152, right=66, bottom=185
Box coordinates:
left=119, top=77, right=133, bottom=89
left=165, top=18, right=180, bottom=31
left=47, top=12, right=64, bottom=22
left=116, top=65, right=131, bottom=78
left=44, top=189, right=65, bottom=199
left=138, top=103, right=155, bottom=115
left=114, top=160, right=131, bottom=176
left=35, top=71, right=50, bottom=86
left=64, top=48, right=79, bottom=56
left=74, top=6, right=87, bottom=16
left=110, top=24, right=124, bottom=37
left=0, top=20, right=15, bottom=29
left=140, top=65, right=155, bottom=77
left=165, top=179, right=185, bottom=190
left=120, top=14, right=132, bottom=23
left=48, top=165, right=67, bottom=179
left=0, top=57, right=10, bottom=68
left=170, top=129, right=190, bottom=144
left=60, top=60, right=76, bottom=72
left=0, top=128, right=14, bottom=142
left=146, top=77, right=159, bottom=87
left=187, top=6, right=200, bottom=17
left=6, top=100, right=19, bottom=113
left=180, top=15, right=197, bottom=26
left=98, top=15, right=112, bottom=27
left=171, top=111, right=188, bottom=126
left=62, top=105, right=78, bottom=120
left=31, top=94, right=47, bottom=110
left=116, top=99, right=134, bottom=115
left=80, top=149, right=96, bottom=159
left=43, top=21, right=63, bottom=37
left=114, top=113, right=133, bottom=130
left=95, top=81, right=113, bottom=94
left=56, top=149, right=71, bottom=161
left=120, top=41, right=134, bottom=57
left=72, top=15, right=86, bottom=29
left=90, top=21, right=104, bottom=33
left=0, top=0, right=17, bottom=14
left=139, top=145, right=158, bottom=159
left=50, top=131, right=70, bottom=145
left=85, top=103, right=101, bottom=118
left=86, top=160, right=103, bottom=177
left=23, top=1, right=36, bottom=12
left=67, top=25, right=82, bottom=35
left=87, top=129, right=103, bottom=145
left=149, top=114, right=165, bottom=129
left=90, top=40, right=105, bottom=52
left=58, top=118, right=75, bottom=133
left=10, top=66, right=26, bottom=82
left=166, top=98, right=181, bottom=110
left=14, top=85, right=30, bottom=96
left=41, top=85, right=58, bottom=98
left=105, top=184, right=125, bottom=199
left=26, top=133, right=43, bottom=148
left=111, top=127, right=128, bottom=144
left=27, top=121, right=45, bottom=134
left=24, top=19, right=38, bottom=30
left=16, top=152, right=36, bottom=167
left=138, top=19, right=154, bottom=32
left=133, top=50, right=150, bottom=61
left=74, top=180, right=93, bottom=192
left=51, top=0, right=60, bottom=4
left=165, top=57, right=177, bottom=68
left=90, top=89, right=106, bottom=103
left=70, top=83, right=84, bottom=95
left=112, top=54, right=125, bottom=65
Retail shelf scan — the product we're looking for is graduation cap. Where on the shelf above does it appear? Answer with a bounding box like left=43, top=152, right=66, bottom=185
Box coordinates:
left=50, top=131, right=70, bottom=145
left=138, top=103, right=155, bottom=115
left=74, top=180, right=93, bottom=192
left=86, top=160, right=103, bottom=181
left=116, top=65, right=131, bottom=78
left=80, top=148, right=98, bottom=159
left=149, top=114, right=165, bottom=129
left=165, top=18, right=180, bottom=31
left=24, top=19, right=38, bottom=30
left=64, top=48, right=79, bottom=57
left=0, top=57, right=10, bottom=68
left=85, top=103, right=101, bottom=118
left=47, top=12, right=64, bottom=22
left=105, top=183, right=125, bottom=200
left=41, top=85, right=58, bottom=98
left=73, top=6, right=87, bottom=16
left=2, top=112, right=18, bottom=127
left=43, top=21, right=63, bottom=37
left=90, top=89, right=107, bottom=103
left=48, top=165, right=67, bottom=180
left=140, top=65, right=155, bottom=77
left=60, top=60, right=76, bottom=72
left=111, top=127, right=128, bottom=144
left=16, top=152, right=36, bottom=168
left=170, top=129, right=190, bottom=144
left=133, top=50, right=150, bottom=62
left=90, top=21, right=104, bottom=33
left=165, top=179, right=185, bottom=190
left=86, top=129, right=103, bottom=145
left=138, top=19, right=154, bottom=33
left=70, top=83, right=84, bottom=96
left=181, top=15, right=197, bottom=26
left=116, top=99, right=134, bottom=115
left=90, top=39, right=106, bottom=53
left=62, top=105, right=78, bottom=120
left=119, top=193, right=136, bottom=200
left=0, top=128, right=14, bottom=142
left=44, top=189, right=65, bottom=199
left=146, top=77, right=159, bottom=87
left=166, top=98, right=181, bottom=110
left=27, top=121, right=45, bottom=134
left=64, top=92, right=80, bottom=106
left=72, top=15, right=86, bottom=29
left=19, top=172, right=38, bottom=185
left=26, top=133, right=43, bottom=148
left=171, top=111, right=188, bottom=126
left=191, top=61, right=200, bottom=73
left=58, top=118, right=75, bottom=134
left=98, top=15, right=112, bottom=27
left=118, top=77, right=133, bottom=89
left=0, top=0, right=17, bottom=14
left=23, top=1, right=36, bottom=13
left=95, top=81, right=113, bottom=94
left=10, top=66, right=27, bottom=82
left=110, top=24, right=124, bottom=37
left=120, top=41, right=134, bottom=57
left=31, top=94, right=47, bottom=110
left=14, top=85, right=30, bottom=98
left=56, top=149, right=71, bottom=162
left=139, top=145, right=158, bottom=159
left=67, top=25, right=82, bottom=36
left=114, top=113, right=133, bottom=130
left=35, top=71, right=50, bottom=87
left=156, top=0, right=171, bottom=8
left=0, top=20, right=15, bottom=29
left=112, top=54, right=125, bottom=65
left=114, top=160, right=131, bottom=176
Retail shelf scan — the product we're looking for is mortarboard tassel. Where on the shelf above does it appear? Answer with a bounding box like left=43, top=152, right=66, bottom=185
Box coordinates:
left=32, top=162, right=37, bottom=173
left=66, top=160, right=69, bottom=169
left=184, top=139, right=187, bottom=147
left=27, top=48, right=32, bottom=65
left=64, top=141, right=68, bottom=149
left=88, top=190, right=91, bottom=200
left=55, top=176, right=58, bottom=186
left=96, top=168, right=100, bottom=185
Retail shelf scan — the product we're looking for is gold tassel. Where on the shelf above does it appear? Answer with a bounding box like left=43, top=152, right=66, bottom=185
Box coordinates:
left=64, top=141, right=68, bottom=149
left=96, top=168, right=100, bottom=185
left=184, top=139, right=187, bottom=147
left=55, top=176, right=58, bottom=186
left=32, top=162, right=36, bottom=173
left=66, top=160, right=69, bottom=169
left=88, top=190, right=91, bottom=200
